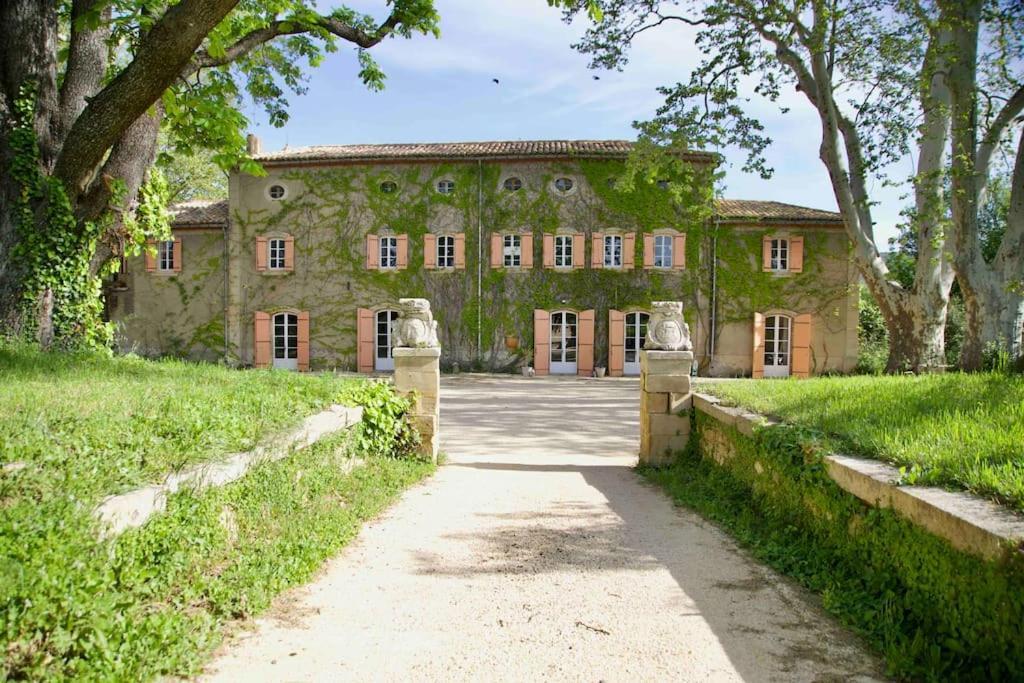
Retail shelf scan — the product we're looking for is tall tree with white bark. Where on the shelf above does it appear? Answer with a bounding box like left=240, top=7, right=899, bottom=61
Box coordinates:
left=558, top=0, right=1023, bottom=371
left=0, top=0, right=439, bottom=348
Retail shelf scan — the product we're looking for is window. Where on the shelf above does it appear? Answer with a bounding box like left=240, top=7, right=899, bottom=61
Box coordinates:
left=437, top=179, right=455, bottom=194
left=763, top=315, right=792, bottom=377
left=603, top=235, right=622, bottom=268
left=158, top=240, right=175, bottom=271
left=437, top=235, right=455, bottom=268
left=267, top=184, right=286, bottom=200
left=656, top=179, right=670, bottom=190
left=503, top=177, right=522, bottom=192
left=503, top=235, right=521, bottom=267
left=653, top=235, right=673, bottom=268
left=554, top=177, right=574, bottom=193
left=380, top=236, right=398, bottom=269
left=273, top=312, right=298, bottom=367
left=554, top=235, right=573, bottom=268
left=380, top=180, right=398, bottom=194
left=268, top=238, right=286, bottom=270
left=770, top=238, right=789, bottom=271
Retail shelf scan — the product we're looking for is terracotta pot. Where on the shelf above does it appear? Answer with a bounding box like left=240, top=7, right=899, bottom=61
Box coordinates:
left=505, top=334, right=519, bottom=351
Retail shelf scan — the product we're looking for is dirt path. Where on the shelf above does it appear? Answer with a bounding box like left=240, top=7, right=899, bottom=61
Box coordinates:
left=203, top=375, right=884, bottom=682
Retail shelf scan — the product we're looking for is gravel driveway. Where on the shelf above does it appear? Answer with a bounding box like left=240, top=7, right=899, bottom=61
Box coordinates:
left=202, top=375, right=884, bottom=682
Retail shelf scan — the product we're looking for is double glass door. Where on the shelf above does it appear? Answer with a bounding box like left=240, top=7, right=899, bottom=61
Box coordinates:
left=550, top=311, right=578, bottom=374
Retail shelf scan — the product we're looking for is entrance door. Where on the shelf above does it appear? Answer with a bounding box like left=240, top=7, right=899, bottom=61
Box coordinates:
left=549, top=311, right=578, bottom=374
left=273, top=312, right=298, bottom=370
left=375, top=309, right=398, bottom=371
left=623, top=311, right=649, bottom=376
left=764, top=314, right=791, bottom=377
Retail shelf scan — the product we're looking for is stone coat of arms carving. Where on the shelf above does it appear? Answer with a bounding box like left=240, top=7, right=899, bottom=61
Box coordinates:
left=393, top=298, right=440, bottom=348
left=645, top=301, right=693, bottom=351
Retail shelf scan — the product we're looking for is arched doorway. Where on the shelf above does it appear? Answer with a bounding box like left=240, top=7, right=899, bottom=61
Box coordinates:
left=550, top=310, right=578, bottom=374
left=272, top=312, right=298, bottom=370
left=375, top=309, right=399, bottom=371
left=623, top=311, right=650, bottom=376
left=764, top=314, right=791, bottom=377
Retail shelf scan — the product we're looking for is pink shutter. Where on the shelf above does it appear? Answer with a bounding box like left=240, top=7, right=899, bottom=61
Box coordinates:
left=752, top=313, right=765, bottom=379
left=622, top=233, right=636, bottom=270
left=454, top=233, right=466, bottom=269
left=789, top=236, right=804, bottom=273
left=521, top=234, right=534, bottom=268
left=762, top=236, right=773, bottom=272
left=423, top=234, right=437, bottom=269
left=533, top=310, right=550, bottom=376
left=673, top=233, right=686, bottom=270
left=172, top=238, right=182, bottom=273
left=643, top=234, right=654, bottom=269
left=297, top=311, right=310, bottom=372
left=396, top=235, right=409, bottom=269
left=591, top=233, right=604, bottom=269
left=543, top=234, right=554, bottom=268
left=572, top=234, right=585, bottom=269
left=608, top=310, right=625, bottom=377
left=284, top=235, right=295, bottom=272
left=254, top=311, right=271, bottom=369
left=357, top=308, right=374, bottom=373
left=792, top=313, right=812, bottom=378
left=491, top=233, right=503, bottom=269
left=144, top=241, right=156, bottom=272
left=366, top=235, right=379, bottom=270
left=255, top=237, right=268, bottom=271
left=577, top=309, right=595, bottom=376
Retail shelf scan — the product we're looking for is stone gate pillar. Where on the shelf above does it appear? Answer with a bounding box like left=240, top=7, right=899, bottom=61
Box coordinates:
left=639, top=302, right=694, bottom=466
left=391, top=298, right=440, bottom=463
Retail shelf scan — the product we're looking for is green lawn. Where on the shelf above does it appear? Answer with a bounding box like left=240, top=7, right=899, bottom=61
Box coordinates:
left=700, top=373, right=1024, bottom=510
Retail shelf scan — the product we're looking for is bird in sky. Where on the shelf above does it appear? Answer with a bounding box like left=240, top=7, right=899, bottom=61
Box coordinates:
left=492, top=78, right=500, bottom=84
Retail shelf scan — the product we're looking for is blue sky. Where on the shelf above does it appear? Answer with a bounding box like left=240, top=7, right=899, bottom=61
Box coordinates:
left=245, top=0, right=907, bottom=244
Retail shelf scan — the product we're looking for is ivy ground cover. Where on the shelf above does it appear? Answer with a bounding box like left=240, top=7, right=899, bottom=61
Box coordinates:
left=701, top=373, right=1024, bottom=510
left=0, top=344, right=433, bottom=679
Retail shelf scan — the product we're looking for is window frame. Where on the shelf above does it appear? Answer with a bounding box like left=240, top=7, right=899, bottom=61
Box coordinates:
left=157, top=240, right=175, bottom=272
left=503, top=176, right=523, bottom=192
left=503, top=234, right=522, bottom=268
left=553, top=177, right=575, bottom=193
left=653, top=234, right=673, bottom=269
left=603, top=234, right=623, bottom=268
left=436, top=179, right=455, bottom=195
left=770, top=238, right=789, bottom=272
left=267, top=237, right=286, bottom=270
left=379, top=180, right=398, bottom=194
left=437, top=234, right=455, bottom=269
left=554, top=234, right=574, bottom=268
left=266, top=183, right=287, bottom=201
left=379, top=235, right=398, bottom=269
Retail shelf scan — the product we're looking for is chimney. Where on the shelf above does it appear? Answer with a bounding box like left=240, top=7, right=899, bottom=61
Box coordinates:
left=246, top=133, right=261, bottom=156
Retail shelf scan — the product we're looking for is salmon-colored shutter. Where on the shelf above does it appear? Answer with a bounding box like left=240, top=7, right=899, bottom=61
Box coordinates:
left=792, top=313, right=812, bottom=378
left=144, top=240, right=156, bottom=272
left=752, top=312, right=765, bottom=379
left=572, top=234, right=585, bottom=269
left=762, top=236, right=773, bottom=272
left=396, top=235, right=409, bottom=270
left=297, top=311, right=310, bottom=372
left=543, top=234, right=554, bottom=268
left=577, top=309, right=595, bottom=376
left=591, top=233, right=604, bottom=269
left=521, top=234, right=534, bottom=268
left=622, top=233, right=636, bottom=270
left=643, top=234, right=654, bottom=269
left=789, top=236, right=804, bottom=273
left=366, top=235, right=379, bottom=270
left=172, top=238, right=182, bottom=273
left=357, top=308, right=374, bottom=373
left=454, top=233, right=466, bottom=269
left=255, top=237, right=268, bottom=272
left=423, top=234, right=437, bottom=269
left=673, top=233, right=686, bottom=270
left=490, top=233, right=502, bottom=269
left=533, top=310, right=550, bottom=376
left=254, top=311, right=271, bottom=369
left=608, top=309, right=625, bottom=377
left=284, top=235, right=295, bottom=272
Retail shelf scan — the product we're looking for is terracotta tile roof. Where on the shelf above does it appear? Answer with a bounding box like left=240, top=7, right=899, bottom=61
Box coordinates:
left=714, top=199, right=843, bottom=224
left=255, top=139, right=716, bottom=165
left=169, top=199, right=228, bottom=227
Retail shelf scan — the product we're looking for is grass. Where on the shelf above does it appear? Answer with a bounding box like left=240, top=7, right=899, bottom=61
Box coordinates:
left=0, top=344, right=432, bottom=679
left=700, top=373, right=1024, bottom=510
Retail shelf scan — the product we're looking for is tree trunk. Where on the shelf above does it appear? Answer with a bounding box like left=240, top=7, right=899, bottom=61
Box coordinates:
left=959, top=273, right=1024, bottom=370
left=864, top=272, right=948, bottom=372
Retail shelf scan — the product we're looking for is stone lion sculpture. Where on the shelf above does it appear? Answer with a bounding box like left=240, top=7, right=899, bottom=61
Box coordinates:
left=645, top=301, right=693, bottom=351
left=393, top=298, right=439, bottom=348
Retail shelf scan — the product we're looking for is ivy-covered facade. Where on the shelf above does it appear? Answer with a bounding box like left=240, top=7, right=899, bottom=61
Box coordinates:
left=109, top=139, right=858, bottom=377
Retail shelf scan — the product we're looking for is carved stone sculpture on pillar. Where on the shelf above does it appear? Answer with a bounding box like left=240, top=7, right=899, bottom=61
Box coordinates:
left=639, top=301, right=694, bottom=466
left=645, top=300, right=693, bottom=351
left=392, top=298, right=441, bottom=462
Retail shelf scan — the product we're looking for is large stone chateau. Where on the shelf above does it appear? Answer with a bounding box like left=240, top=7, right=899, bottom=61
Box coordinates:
left=108, top=138, right=858, bottom=377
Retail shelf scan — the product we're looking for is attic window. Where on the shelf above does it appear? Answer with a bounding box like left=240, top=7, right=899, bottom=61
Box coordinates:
left=657, top=180, right=670, bottom=190
left=268, top=184, right=286, bottom=200
left=380, top=180, right=398, bottom=194
left=437, top=179, right=455, bottom=194
left=503, top=177, right=522, bottom=192
left=554, top=177, right=574, bottom=193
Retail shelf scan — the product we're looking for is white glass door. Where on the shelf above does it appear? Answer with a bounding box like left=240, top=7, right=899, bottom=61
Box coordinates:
left=549, top=311, right=578, bottom=374
left=764, top=315, right=791, bottom=377
left=623, top=311, right=649, bottom=376
left=272, top=312, right=298, bottom=370
left=375, top=310, right=398, bottom=371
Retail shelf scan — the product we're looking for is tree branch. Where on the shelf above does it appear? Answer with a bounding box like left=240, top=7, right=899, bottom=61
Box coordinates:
left=56, top=0, right=111, bottom=149
left=976, top=84, right=1024, bottom=183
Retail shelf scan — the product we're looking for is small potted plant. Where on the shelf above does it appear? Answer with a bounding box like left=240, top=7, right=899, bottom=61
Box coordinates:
left=594, top=366, right=607, bottom=378
left=518, top=348, right=534, bottom=377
